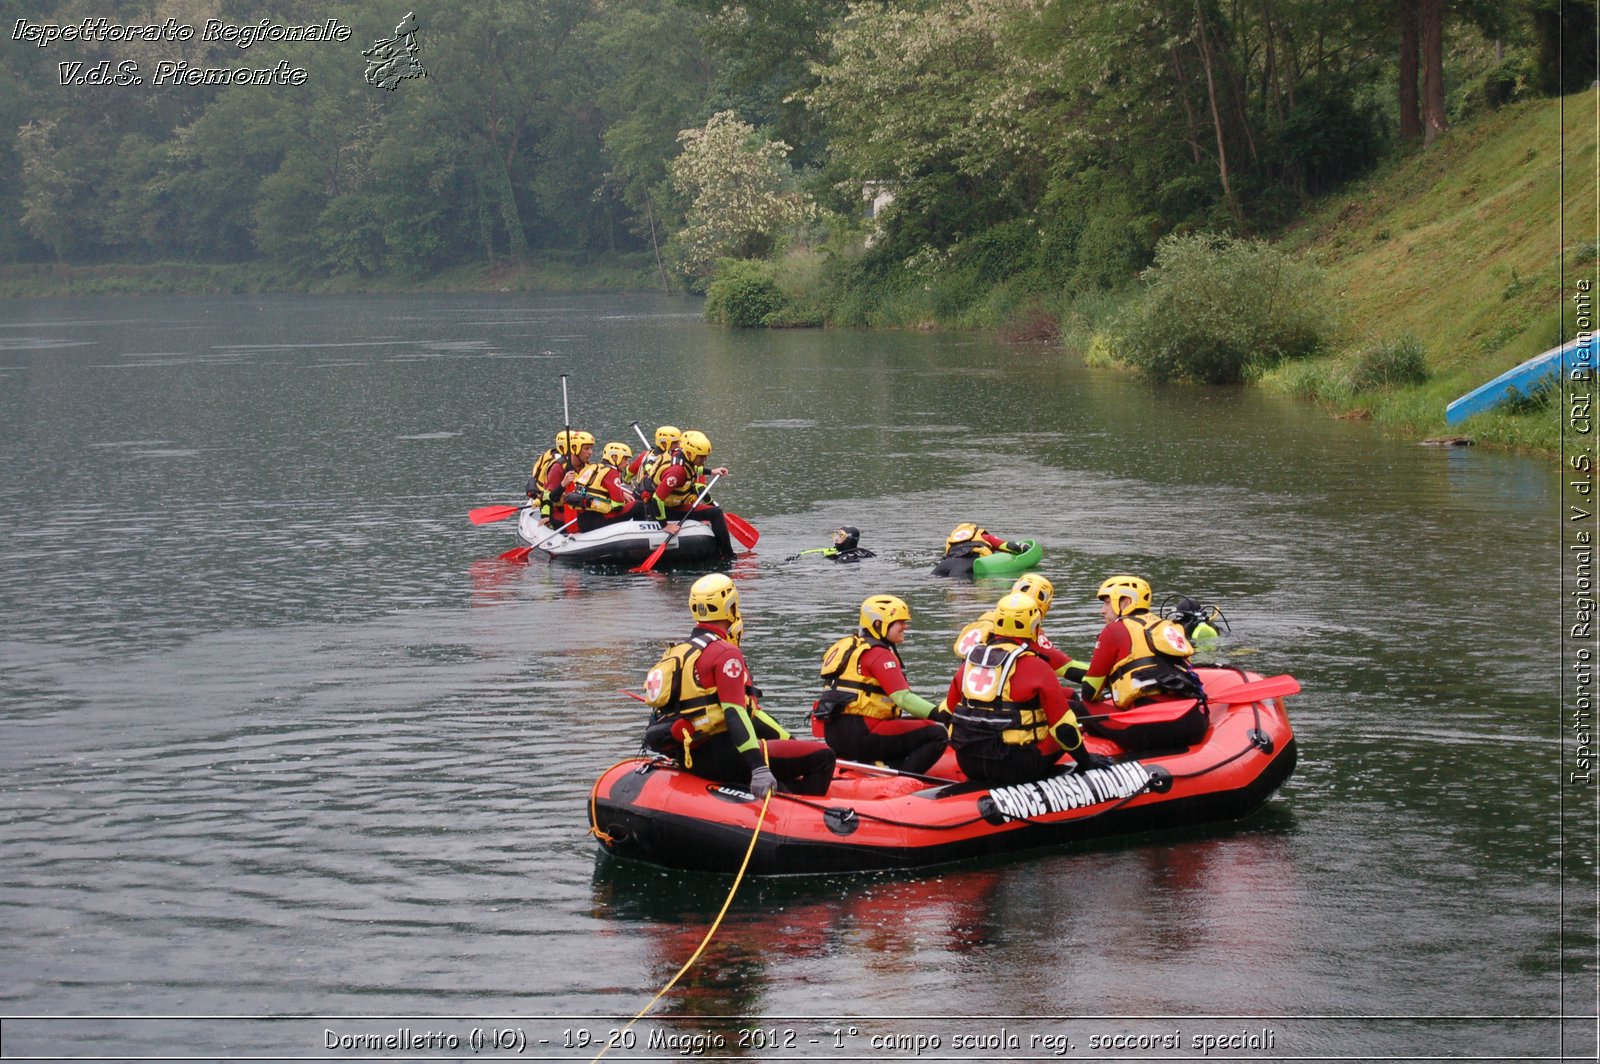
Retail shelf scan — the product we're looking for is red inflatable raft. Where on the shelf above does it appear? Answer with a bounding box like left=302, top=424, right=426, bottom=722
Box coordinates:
left=588, top=667, right=1299, bottom=876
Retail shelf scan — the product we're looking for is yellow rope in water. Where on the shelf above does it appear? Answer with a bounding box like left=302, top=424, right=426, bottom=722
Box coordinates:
left=590, top=787, right=772, bottom=1064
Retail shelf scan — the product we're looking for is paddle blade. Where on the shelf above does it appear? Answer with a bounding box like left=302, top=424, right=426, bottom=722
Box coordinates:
left=470, top=504, right=523, bottom=525
left=725, top=512, right=760, bottom=549
left=498, top=545, right=534, bottom=563
left=1207, top=674, right=1301, bottom=705
left=1109, top=698, right=1201, bottom=726
left=629, top=541, right=669, bottom=574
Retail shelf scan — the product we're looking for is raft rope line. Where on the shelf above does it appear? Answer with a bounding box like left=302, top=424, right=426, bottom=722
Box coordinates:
left=776, top=791, right=993, bottom=832
left=587, top=757, right=654, bottom=846
left=956, top=667, right=1275, bottom=823
left=589, top=767, right=773, bottom=1064
left=856, top=697, right=1279, bottom=829
left=592, top=739, right=784, bottom=1062
left=1169, top=699, right=1275, bottom=781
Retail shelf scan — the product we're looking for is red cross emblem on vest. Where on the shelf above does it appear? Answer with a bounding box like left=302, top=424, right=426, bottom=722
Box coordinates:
left=963, top=665, right=998, bottom=699
left=1162, top=623, right=1193, bottom=654
left=642, top=668, right=665, bottom=703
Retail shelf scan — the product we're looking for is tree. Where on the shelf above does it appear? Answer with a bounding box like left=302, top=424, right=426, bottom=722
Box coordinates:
left=672, top=0, right=851, bottom=163
left=1395, top=0, right=1449, bottom=145
left=418, top=0, right=600, bottom=263
left=591, top=0, right=714, bottom=279
left=802, top=0, right=1046, bottom=253
left=1420, top=0, right=1448, bottom=145
left=668, top=111, right=815, bottom=277
left=16, top=120, right=79, bottom=262
left=1530, top=0, right=1599, bottom=95
left=1398, top=0, right=1424, bottom=140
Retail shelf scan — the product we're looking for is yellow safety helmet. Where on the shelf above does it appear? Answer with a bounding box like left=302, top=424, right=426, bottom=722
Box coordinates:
left=1011, top=573, right=1054, bottom=615
left=859, top=594, right=910, bottom=641
left=680, top=429, right=712, bottom=464
left=602, top=441, right=632, bottom=468
left=556, top=429, right=595, bottom=457
left=990, top=592, right=1042, bottom=642
left=1097, top=574, right=1152, bottom=616
left=688, top=573, right=739, bottom=625
left=654, top=425, right=681, bottom=450
left=945, top=523, right=983, bottom=552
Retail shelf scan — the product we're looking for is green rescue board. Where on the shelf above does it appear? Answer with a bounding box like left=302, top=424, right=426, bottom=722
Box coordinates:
left=972, top=538, right=1043, bottom=576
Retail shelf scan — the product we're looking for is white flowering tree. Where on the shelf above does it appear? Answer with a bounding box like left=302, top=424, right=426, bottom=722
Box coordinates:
left=668, top=110, right=816, bottom=278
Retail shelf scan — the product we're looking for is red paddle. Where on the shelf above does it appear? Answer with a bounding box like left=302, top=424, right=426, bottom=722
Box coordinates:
left=1076, top=700, right=1201, bottom=726
left=1076, top=674, right=1301, bottom=724
left=1206, top=673, right=1301, bottom=704
left=469, top=503, right=526, bottom=525
left=499, top=516, right=578, bottom=563
left=725, top=512, right=760, bottom=548
left=631, top=473, right=721, bottom=573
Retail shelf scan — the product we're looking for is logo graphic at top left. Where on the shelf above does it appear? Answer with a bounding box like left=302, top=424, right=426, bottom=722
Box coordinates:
left=363, top=11, right=425, bottom=90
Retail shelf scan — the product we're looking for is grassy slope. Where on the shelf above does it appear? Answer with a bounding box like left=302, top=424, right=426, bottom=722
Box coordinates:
left=1271, top=88, right=1598, bottom=454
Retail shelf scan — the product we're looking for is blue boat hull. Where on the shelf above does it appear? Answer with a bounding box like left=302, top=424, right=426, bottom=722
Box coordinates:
left=1446, top=336, right=1596, bottom=424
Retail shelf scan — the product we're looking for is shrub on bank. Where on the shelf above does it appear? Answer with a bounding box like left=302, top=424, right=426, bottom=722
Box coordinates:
left=1106, top=233, right=1328, bottom=384
left=1348, top=335, right=1431, bottom=391
left=704, top=259, right=784, bottom=327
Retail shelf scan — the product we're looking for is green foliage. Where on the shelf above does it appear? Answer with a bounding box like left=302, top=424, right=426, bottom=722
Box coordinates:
left=1107, top=233, right=1328, bottom=384
left=704, top=258, right=784, bottom=326
left=672, top=0, right=851, bottom=163
left=1348, top=336, right=1431, bottom=391
left=1275, top=77, right=1389, bottom=195
left=950, top=220, right=1039, bottom=284
left=1057, top=287, right=1132, bottom=355
left=1275, top=358, right=1347, bottom=404
left=0, top=0, right=1569, bottom=325
left=1482, top=56, right=1536, bottom=110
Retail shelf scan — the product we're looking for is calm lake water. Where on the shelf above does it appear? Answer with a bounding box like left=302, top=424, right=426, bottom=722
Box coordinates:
left=0, top=292, right=1588, bottom=1061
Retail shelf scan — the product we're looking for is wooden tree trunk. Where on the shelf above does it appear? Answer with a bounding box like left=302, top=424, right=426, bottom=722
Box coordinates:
left=473, top=171, right=497, bottom=267
left=495, top=160, right=530, bottom=260
left=1194, top=0, right=1240, bottom=220
left=1262, top=0, right=1284, bottom=124
left=1398, top=0, right=1422, bottom=141
left=1420, top=0, right=1447, bottom=146
left=644, top=194, right=671, bottom=293
left=1170, top=46, right=1206, bottom=165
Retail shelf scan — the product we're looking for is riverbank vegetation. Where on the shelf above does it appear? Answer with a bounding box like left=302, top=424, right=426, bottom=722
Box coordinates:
left=2, top=1, right=1592, bottom=452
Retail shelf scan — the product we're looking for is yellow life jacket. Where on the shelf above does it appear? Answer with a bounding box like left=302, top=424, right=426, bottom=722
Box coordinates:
left=952, top=640, right=1050, bottom=747
left=530, top=447, right=563, bottom=498
left=656, top=459, right=704, bottom=510
left=819, top=634, right=900, bottom=720
left=572, top=461, right=623, bottom=513
left=1107, top=612, right=1199, bottom=709
left=944, top=523, right=994, bottom=559
left=642, top=631, right=728, bottom=737
left=635, top=445, right=674, bottom=492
